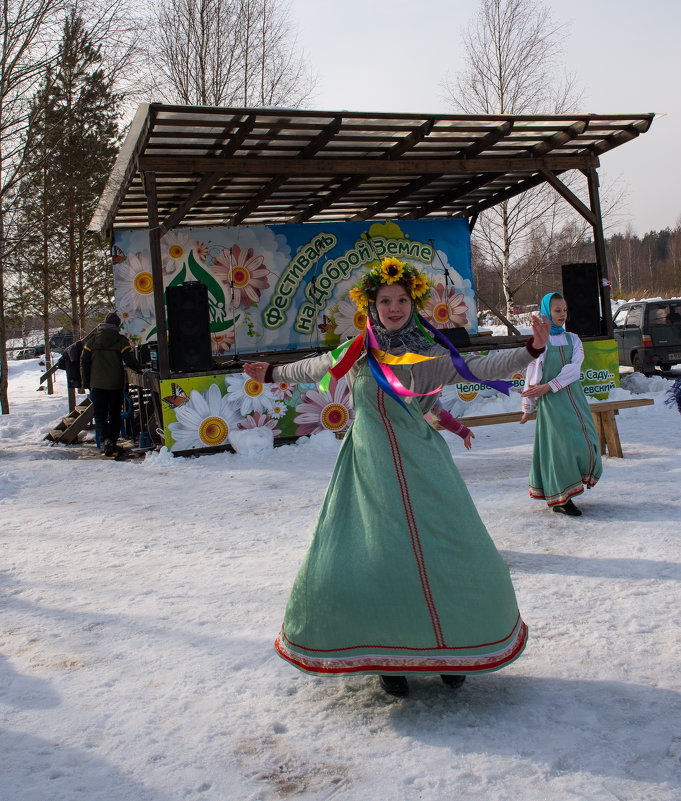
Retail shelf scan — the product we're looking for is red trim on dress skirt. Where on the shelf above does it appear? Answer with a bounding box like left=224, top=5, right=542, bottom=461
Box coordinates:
left=376, top=386, right=445, bottom=647
left=274, top=621, right=528, bottom=675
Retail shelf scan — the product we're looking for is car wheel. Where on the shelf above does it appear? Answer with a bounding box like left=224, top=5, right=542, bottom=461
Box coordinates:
left=632, top=353, right=652, bottom=376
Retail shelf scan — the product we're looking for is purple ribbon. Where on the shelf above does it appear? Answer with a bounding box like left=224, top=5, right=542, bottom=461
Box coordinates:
left=416, top=313, right=513, bottom=396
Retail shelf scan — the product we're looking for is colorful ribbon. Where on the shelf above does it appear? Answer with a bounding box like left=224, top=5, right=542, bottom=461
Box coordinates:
left=416, top=314, right=513, bottom=396
left=319, top=313, right=512, bottom=410
left=320, top=320, right=441, bottom=414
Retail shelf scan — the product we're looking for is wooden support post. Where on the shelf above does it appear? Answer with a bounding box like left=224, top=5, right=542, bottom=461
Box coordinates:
left=144, top=171, right=171, bottom=379
left=585, top=167, right=613, bottom=338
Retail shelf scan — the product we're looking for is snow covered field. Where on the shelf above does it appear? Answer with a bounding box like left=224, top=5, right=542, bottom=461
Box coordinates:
left=2, top=357, right=681, bottom=801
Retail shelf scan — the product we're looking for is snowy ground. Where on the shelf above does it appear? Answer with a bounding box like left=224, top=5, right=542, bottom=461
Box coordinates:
left=2, top=357, right=681, bottom=801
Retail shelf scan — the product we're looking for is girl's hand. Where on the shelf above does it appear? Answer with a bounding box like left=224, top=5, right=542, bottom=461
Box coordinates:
left=463, top=431, right=475, bottom=450
left=243, top=362, right=270, bottom=383
left=522, top=383, right=550, bottom=398
left=531, top=313, right=551, bottom=349
left=519, top=412, right=530, bottom=424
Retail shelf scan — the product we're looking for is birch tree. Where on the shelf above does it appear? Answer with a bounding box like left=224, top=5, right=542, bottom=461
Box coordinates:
left=147, top=0, right=315, bottom=107
left=444, top=0, right=582, bottom=318
left=0, top=0, right=65, bottom=413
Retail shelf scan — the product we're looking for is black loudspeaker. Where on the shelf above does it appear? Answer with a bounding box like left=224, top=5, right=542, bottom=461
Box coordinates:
left=437, top=327, right=471, bottom=348
left=166, top=282, right=212, bottom=372
left=561, top=263, right=602, bottom=337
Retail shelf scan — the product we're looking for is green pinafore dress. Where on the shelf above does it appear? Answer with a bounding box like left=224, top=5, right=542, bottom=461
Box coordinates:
left=274, top=363, right=527, bottom=676
left=529, top=338, right=602, bottom=506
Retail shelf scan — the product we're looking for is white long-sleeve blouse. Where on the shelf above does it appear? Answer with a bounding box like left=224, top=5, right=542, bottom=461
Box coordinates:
left=521, top=331, right=584, bottom=414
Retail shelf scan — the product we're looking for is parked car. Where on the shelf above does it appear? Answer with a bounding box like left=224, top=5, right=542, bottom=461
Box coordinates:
left=15, top=345, right=45, bottom=360
left=613, top=299, right=681, bottom=374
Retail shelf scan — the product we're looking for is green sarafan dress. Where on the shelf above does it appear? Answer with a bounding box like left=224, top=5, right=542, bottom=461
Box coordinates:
left=528, top=339, right=602, bottom=506
left=275, top=363, right=527, bottom=676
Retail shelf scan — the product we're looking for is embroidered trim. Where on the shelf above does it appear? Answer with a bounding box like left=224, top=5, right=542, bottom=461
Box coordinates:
left=274, top=621, right=528, bottom=674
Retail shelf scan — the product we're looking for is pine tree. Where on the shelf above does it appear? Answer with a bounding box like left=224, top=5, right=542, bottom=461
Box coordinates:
left=48, top=9, right=121, bottom=339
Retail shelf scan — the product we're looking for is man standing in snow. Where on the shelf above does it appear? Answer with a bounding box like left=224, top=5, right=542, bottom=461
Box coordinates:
left=80, top=312, right=140, bottom=457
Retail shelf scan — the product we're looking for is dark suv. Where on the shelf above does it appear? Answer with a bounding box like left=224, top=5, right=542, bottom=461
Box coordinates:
left=613, top=299, right=681, bottom=374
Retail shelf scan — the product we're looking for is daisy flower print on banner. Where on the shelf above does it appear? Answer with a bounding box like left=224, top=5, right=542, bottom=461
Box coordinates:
left=211, top=328, right=237, bottom=357
left=161, top=230, right=196, bottom=277
left=225, top=372, right=276, bottom=416
left=168, top=383, right=240, bottom=452
left=294, top=379, right=354, bottom=436
left=332, top=298, right=367, bottom=340
left=237, top=411, right=282, bottom=438
left=271, top=380, right=295, bottom=401
left=115, top=250, right=155, bottom=316
left=423, top=279, right=469, bottom=329
left=212, top=245, right=270, bottom=309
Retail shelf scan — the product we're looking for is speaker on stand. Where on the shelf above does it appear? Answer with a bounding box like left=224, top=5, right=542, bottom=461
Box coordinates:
left=561, top=263, right=602, bottom=337
left=166, top=282, right=212, bottom=372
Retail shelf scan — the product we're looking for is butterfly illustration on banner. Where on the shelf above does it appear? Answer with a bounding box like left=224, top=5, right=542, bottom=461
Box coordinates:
left=112, top=245, right=126, bottom=264
left=162, top=383, right=189, bottom=410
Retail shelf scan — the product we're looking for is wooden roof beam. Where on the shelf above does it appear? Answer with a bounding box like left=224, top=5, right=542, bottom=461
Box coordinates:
left=539, top=168, right=597, bottom=225
left=228, top=117, right=342, bottom=225
left=457, top=120, right=513, bottom=158
left=527, top=120, right=589, bottom=156
left=402, top=173, right=503, bottom=219
left=588, top=123, right=646, bottom=156
left=293, top=176, right=365, bottom=224
left=462, top=170, right=568, bottom=218
left=290, top=120, right=434, bottom=224
left=351, top=175, right=440, bottom=221
left=138, top=153, right=598, bottom=176
left=157, top=115, right=256, bottom=234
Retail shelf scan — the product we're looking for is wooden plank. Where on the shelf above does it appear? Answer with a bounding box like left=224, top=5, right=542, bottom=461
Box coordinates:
left=456, top=397, right=653, bottom=458
left=457, top=410, right=531, bottom=427
left=586, top=398, right=654, bottom=412
left=138, top=154, right=599, bottom=176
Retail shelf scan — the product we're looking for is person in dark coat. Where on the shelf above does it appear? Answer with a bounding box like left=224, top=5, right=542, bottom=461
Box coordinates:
left=80, top=312, right=141, bottom=456
left=57, top=340, right=86, bottom=388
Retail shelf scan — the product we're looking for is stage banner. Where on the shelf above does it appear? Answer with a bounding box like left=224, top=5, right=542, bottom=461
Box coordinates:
left=435, top=338, right=620, bottom=419
left=158, top=373, right=354, bottom=453
left=112, top=219, right=474, bottom=356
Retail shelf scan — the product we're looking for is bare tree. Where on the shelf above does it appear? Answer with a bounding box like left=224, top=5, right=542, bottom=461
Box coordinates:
left=0, top=0, right=66, bottom=413
left=146, top=0, right=315, bottom=107
left=443, top=0, right=583, bottom=319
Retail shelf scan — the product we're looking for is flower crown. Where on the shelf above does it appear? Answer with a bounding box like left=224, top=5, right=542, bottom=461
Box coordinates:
left=348, top=257, right=432, bottom=311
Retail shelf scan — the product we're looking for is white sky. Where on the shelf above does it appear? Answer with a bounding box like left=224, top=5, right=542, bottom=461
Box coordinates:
left=287, top=0, right=680, bottom=237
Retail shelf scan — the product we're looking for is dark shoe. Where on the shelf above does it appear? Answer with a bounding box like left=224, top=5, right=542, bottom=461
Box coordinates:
left=103, top=439, right=115, bottom=457
left=379, top=674, right=409, bottom=697
left=441, top=674, right=466, bottom=689
left=552, top=499, right=582, bottom=516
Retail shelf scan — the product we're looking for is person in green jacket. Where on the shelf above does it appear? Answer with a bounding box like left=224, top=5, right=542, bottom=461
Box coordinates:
left=80, top=312, right=141, bottom=456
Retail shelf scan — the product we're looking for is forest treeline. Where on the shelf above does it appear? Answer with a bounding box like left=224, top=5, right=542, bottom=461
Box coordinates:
left=473, top=222, right=681, bottom=314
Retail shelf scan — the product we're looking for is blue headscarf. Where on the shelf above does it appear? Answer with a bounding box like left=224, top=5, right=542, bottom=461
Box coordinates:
left=540, top=292, right=565, bottom=335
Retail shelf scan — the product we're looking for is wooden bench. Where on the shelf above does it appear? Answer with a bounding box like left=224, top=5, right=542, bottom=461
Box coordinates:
left=457, top=397, right=654, bottom=458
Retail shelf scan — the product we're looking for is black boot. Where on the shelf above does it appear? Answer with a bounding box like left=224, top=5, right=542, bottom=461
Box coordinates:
left=441, top=674, right=466, bottom=689
left=379, top=674, right=409, bottom=697
left=552, top=499, right=582, bottom=516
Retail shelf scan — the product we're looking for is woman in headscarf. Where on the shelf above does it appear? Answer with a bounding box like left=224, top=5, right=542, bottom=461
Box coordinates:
left=520, top=292, right=602, bottom=516
left=245, top=257, right=550, bottom=697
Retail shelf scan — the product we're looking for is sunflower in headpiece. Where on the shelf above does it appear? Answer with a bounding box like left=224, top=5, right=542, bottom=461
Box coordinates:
left=380, top=257, right=405, bottom=284
left=349, top=256, right=432, bottom=312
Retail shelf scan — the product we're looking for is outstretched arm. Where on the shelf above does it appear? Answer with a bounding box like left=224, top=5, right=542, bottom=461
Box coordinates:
left=243, top=362, right=270, bottom=383
left=531, top=313, right=550, bottom=350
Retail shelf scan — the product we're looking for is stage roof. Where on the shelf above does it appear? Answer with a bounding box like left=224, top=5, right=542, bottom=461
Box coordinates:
left=90, top=104, right=654, bottom=237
